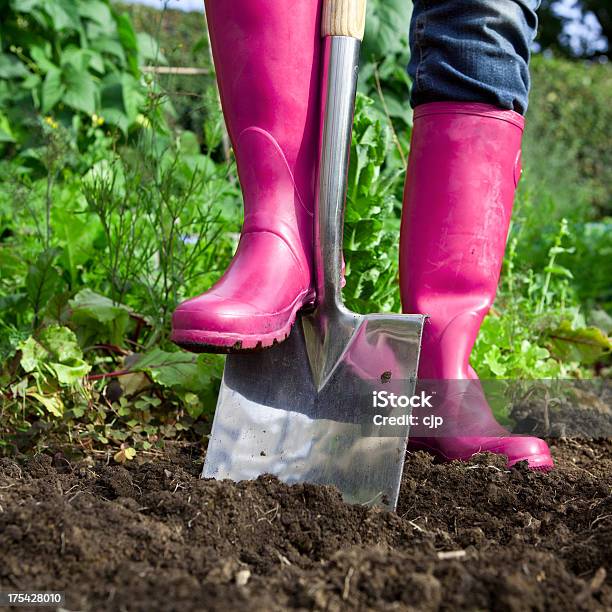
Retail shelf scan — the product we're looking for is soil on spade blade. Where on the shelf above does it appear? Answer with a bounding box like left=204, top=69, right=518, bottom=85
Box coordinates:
left=0, top=440, right=610, bottom=611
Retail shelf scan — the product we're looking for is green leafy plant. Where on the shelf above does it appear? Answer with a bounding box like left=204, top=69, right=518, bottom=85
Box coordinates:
left=0, top=0, right=160, bottom=152
left=81, top=129, right=239, bottom=332
left=473, top=219, right=611, bottom=380
left=0, top=2, right=240, bottom=456
left=343, top=93, right=403, bottom=314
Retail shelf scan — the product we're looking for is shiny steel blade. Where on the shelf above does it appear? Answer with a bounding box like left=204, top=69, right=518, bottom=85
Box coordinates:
left=203, top=312, right=423, bottom=510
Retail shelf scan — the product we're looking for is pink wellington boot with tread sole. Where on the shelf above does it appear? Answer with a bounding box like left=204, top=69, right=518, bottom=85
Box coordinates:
left=171, top=0, right=323, bottom=353
left=400, top=102, right=554, bottom=471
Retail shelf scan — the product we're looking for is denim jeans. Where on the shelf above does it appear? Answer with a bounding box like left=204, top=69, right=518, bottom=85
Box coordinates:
left=408, top=0, right=541, bottom=115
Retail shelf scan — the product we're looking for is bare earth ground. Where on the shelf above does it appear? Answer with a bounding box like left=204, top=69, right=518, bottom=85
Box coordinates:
left=0, top=439, right=610, bottom=611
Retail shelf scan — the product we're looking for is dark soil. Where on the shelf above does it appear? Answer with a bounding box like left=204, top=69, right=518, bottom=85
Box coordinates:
left=1, top=440, right=610, bottom=611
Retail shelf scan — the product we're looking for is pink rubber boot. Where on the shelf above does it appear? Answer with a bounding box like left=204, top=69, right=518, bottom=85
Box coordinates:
left=400, top=102, right=553, bottom=470
left=171, top=1, right=322, bottom=352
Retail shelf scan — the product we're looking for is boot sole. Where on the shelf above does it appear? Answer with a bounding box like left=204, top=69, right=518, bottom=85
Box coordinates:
left=171, top=289, right=316, bottom=354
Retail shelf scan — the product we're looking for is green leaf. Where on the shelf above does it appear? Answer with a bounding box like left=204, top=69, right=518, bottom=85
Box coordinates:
left=0, top=55, right=30, bottom=79
left=69, top=289, right=131, bottom=347
left=544, top=264, right=574, bottom=279
left=20, top=72, right=42, bottom=93
left=131, top=349, right=223, bottom=395
left=27, top=391, right=64, bottom=417
left=0, top=112, right=16, bottom=143
left=99, top=72, right=144, bottom=129
left=78, top=0, right=113, bottom=26
left=58, top=47, right=104, bottom=78
left=90, top=36, right=126, bottom=63
left=183, top=392, right=204, bottom=419
left=114, top=12, right=139, bottom=74
left=131, top=349, right=201, bottom=390
left=44, top=0, right=81, bottom=32
left=482, top=346, right=508, bottom=377
left=88, top=51, right=105, bottom=75
left=62, top=65, right=97, bottom=115
left=26, top=249, right=64, bottom=320
left=19, top=326, right=90, bottom=387
left=343, top=93, right=400, bottom=314
left=19, top=336, right=48, bottom=373
left=51, top=362, right=91, bottom=386
left=548, top=320, right=611, bottom=365
left=69, top=289, right=130, bottom=324
left=10, top=0, right=42, bottom=14
left=41, top=68, right=65, bottom=112
left=30, top=45, right=56, bottom=74
left=40, top=325, right=82, bottom=363
left=61, top=47, right=94, bottom=72
left=52, top=206, right=102, bottom=287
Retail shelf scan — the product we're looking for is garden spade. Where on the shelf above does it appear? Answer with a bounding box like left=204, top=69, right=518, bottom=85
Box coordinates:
left=202, top=0, right=425, bottom=510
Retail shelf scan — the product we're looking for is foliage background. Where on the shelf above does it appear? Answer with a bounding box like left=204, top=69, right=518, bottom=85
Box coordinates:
left=0, top=0, right=609, bottom=459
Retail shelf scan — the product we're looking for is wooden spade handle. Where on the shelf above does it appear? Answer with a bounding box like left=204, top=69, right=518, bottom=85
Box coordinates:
left=322, top=0, right=367, bottom=41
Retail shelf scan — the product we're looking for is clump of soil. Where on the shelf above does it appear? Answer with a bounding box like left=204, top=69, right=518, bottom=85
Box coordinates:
left=0, top=440, right=610, bottom=611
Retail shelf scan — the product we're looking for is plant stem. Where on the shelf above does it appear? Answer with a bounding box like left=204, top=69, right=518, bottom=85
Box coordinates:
left=373, top=65, right=407, bottom=168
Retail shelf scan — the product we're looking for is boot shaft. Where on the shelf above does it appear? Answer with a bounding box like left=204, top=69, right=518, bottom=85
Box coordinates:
left=205, top=0, right=323, bottom=216
left=400, top=102, right=524, bottom=379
